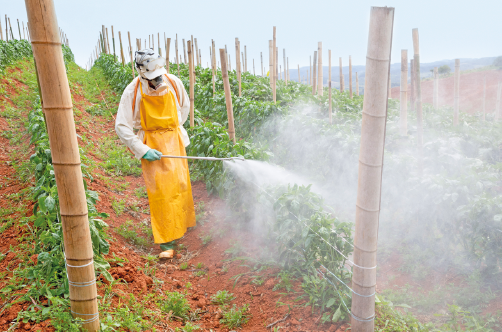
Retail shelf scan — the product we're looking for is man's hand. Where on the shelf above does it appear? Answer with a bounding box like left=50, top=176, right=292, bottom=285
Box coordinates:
left=142, top=149, right=162, bottom=161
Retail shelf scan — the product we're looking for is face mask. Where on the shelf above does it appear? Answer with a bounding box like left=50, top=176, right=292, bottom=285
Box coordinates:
left=149, top=75, right=167, bottom=92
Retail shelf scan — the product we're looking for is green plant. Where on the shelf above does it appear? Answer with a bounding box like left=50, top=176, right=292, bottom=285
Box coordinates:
left=273, top=271, right=294, bottom=292
left=159, top=292, right=191, bottom=320
left=211, top=290, right=236, bottom=306
left=195, top=262, right=204, bottom=269
left=179, top=262, right=188, bottom=270
left=175, top=321, right=201, bottom=331
left=220, top=304, right=251, bottom=329
left=111, top=198, right=126, bottom=216
left=134, top=186, right=148, bottom=199
left=116, top=220, right=149, bottom=247
left=193, top=270, right=206, bottom=277
left=200, top=233, right=212, bottom=246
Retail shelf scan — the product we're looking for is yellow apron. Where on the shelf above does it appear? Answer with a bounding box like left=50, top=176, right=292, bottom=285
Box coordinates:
left=138, top=80, right=196, bottom=244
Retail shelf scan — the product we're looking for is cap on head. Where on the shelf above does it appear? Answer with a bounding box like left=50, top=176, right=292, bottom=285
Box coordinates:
left=135, top=49, right=167, bottom=80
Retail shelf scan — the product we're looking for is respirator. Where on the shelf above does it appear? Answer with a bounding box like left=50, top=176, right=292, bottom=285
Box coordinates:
left=148, top=75, right=167, bottom=92
left=135, top=49, right=168, bottom=92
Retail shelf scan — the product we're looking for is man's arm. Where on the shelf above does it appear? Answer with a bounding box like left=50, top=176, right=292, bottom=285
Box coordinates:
left=115, top=78, right=151, bottom=160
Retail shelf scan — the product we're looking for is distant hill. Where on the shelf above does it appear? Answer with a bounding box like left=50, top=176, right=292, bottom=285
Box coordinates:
left=286, top=56, right=499, bottom=94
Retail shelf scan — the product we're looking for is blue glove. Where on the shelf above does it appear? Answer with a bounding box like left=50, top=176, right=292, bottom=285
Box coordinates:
left=142, top=149, right=162, bottom=161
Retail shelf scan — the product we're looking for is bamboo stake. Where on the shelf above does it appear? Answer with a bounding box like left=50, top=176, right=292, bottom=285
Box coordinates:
left=118, top=31, right=125, bottom=66
left=400, top=50, right=408, bottom=136
left=219, top=49, right=236, bottom=144
left=413, top=28, right=424, bottom=174
left=22, top=21, right=26, bottom=40
left=228, top=54, right=231, bottom=71
left=182, top=39, right=186, bottom=64
left=279, top=65, right=282, bottom=80
left=329, top=49, right=332, bottom=124
left=245, top=45, right=247, bottom=72
left=318, top=42, right=323, bottom=96
left=127, top=32, right=134, bottom=79
left=17, top=19, right=21, bottom=39
left=26, top=0, right=100, bottom=330
left=111, top=26, right=116, bottom=60
left=354, top=72, right=358, bottom=95
left=166, top=38, right=171, bottom=73
left=283, top=48, right=286, bottom=82
left=188, top=40, right=194, bottom=127
left=0, top=17, right=3, bottom=41
left=106, top=27, right=111, bottom=54
left=351, top=7, right=394, bottom=332
left=276, top=47, right=279, bottom=83
left=195, top=38, right=199, bottom=66
left=312, top=51, right=317, bottom=95
left=235, top=38, right=241, bottom=97
left=339, top=57, right=343, bottom=92
left=272, top=26, right=277, bottom=103
left=433, top=67, right=439, bottom=108
left=8, top=18, right=14, bottom=40
left=261, top=52, right=263, bottom=76
left=241, top=51, right=244, bottom=73
left=453, top=59, right=460, bottom=125
left=212, top=39, right=216, bottom=95
left=269, top=40, right=273, bottom=86
left=410, top=59, right=415, bottom=115
left=101, top=26, right=106, bottom=53
left=5, top=15, right=8, bottom=42
left=176, top=35, right=180, bottom=76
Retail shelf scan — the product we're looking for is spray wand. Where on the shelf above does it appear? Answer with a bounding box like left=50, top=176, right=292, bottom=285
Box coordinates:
left=161, top=155, right=245, bottom=161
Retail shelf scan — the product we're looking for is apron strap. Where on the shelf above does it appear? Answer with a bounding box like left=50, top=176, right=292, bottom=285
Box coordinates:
left=165, top=74, right=181, bottom=105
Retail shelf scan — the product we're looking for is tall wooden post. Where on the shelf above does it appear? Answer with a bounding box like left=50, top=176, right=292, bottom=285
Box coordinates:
left=272, top=27, right=277, bottom=103
left=312, top=51, right=317, bottom=95
left=339, top=57, right=344, bottom=92
left=195, top=38, right=199, bottom=66
left=283, top=48, right=286, bottom=83
left=118, top=31, right=125, bottom=66
left=261, top=52, right=263, bottom=76
left=453, top=59, right=460, bottom=125
left=356, top=72, right=359, bottom=95
left=219, top=49, right=236, bottom=143
left=182, top=39, right=187, bottom=64
left=5, top=15, right=8, bottom=42
left=166, top=38, right=171, bottom=73
left=318, top=42, right=323, bottom=96
left=26, top=0, right=100, bottom=330
left=413, top=28, right=424, bottom=174
left=212, top=40, right=216, bottom=96
left=106, top=27, right=111, bottom=54
left=351, top=7, right=394, bottom=332
left=111, top=26, right=116, bottom=60
left=17, top=19, right=22, bottom=39
left=433, top=67, right=438, bottom=108
left=188, top=40, right=194, bottom=127
left=329, top=49, right=332, bottom=124
left=400, top=50, right=408, bottom=136
left=235, top=38, right=241, bottom=97
left=175, top=34, right=179, bottom=75
left=269, top=40, right=273, bottom=86
left=127, top=32, right=134, bottom=79
left=349, top=55, right=353, bottom=98
left=410, top=59, right=415, bottom=115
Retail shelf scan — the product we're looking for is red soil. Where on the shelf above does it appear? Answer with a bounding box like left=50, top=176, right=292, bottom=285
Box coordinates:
left=391, top=69, right=502, bottom=114
left=0, top=65, right=348, bottom=331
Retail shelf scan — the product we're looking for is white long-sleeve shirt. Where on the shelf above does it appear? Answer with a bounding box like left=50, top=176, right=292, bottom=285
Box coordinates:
left=115, top=74, right=190, bottom=159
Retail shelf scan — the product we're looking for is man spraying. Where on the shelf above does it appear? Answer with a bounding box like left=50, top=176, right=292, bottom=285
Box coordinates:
left=115, top=49, right=195, bottom=258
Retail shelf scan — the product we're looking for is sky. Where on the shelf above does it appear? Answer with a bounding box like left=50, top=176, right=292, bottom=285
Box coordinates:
left=3, top=0, right=501, bottom=70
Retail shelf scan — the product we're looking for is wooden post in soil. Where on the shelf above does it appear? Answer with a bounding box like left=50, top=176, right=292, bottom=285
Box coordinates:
left=433, top=67, right=439, bottom=108
left=235, top=38, right=242, bottom=96
left=272, top=26, right=277, bottom=103
left=127, top=32, right=134, bottom=79
left=188, top=40, right=194, bottom=127
left=312, top=51, right=317, bottom=95
left=482, top=75, right=486, bottom=121
left=106, top=27, right=111, bottom=55
left=212, top=40, right=216, bottom=95
left=166, top=38, right=171, bottom=73
left=261, top=52, right=263, bottom=76
left=219, top=49, right=236, bottom=144
left=410, top=59, right=415, bottom=115
left=8, top=18, right=15, bottom=40
left=111, top=26, right=116, bottom=60
left=283, top=48, right=286, bottom=83
left=453, top=59, right=460, bottom=125
left=175, top=34, right=179, bottom=75
left=349, top=55, right=353, bottom=99
left=182, top=38, right=186, bottom=64
left=25, top=0, right=100, bottom=330
left=17, top=19, right=21, bottom=39
left=118, top=31, right=125, bottom=66
left=318, top=42, right=323, bottom=96
left=269, top=40, right=273, bottom=86
left=339, top=57, right=344, bottom=92
left=413, top=28, right=424, bottom=174
left=329, top=49, right=332, bottom=124
left=5, top=15, right=8, bottom=42
left=351, top=7, right=394, bottom=331
left=195, top=38, right=199, bottom=66
left=356, top=72, right=359, bottom=95
left=400, top=50, right=408, bottom=136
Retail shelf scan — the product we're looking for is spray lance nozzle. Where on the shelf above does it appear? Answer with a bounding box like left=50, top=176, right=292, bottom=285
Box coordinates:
left=161, top=155, right=245, bottom=162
